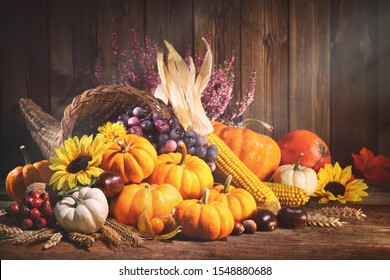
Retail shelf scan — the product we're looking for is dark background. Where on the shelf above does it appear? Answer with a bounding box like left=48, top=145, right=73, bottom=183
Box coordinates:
left=0, top=0, right=389, bottom=185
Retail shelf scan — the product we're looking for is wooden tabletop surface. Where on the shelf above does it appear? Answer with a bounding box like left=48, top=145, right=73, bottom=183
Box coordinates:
left=1, top=184, right=389, bottom=260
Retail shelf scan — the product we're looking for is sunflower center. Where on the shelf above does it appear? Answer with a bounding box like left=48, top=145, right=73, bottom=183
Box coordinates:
left=324, top=182, right=346, bottom=197
left=66, top=156, right=92, bottom=174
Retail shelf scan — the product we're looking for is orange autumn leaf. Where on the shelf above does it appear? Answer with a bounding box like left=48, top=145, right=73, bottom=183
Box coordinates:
left=352, top=147, right=390, bottom=182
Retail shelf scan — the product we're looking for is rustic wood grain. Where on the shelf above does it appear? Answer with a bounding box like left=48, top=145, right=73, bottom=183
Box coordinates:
left=331, top=0, right=378, bottom=166
left=1, top=188, right=389, bottom=260
left=146, top=0, right=193, bottom=55
left=289, top=0, right=331, bottom=144
left=377, top=0, right=390, bottom=157
left=194, top=0, right=242, bottom=120
left=241, top=0, right=289, bottom=140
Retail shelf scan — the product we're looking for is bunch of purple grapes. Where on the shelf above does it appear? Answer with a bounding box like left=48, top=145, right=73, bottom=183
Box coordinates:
left=117, top=106, right=218, bottom=171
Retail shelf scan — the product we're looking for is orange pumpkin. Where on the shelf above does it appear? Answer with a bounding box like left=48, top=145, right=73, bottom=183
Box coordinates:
left=109, top=182, right=183, bottom=226
left=173, top=188, right=234, bottom=241
left=208, top=175, right=256, bottom=222
left=6, top=146, right=54, bottom=202
left=148, top=142, right=213, bottom=199
left=100, top=134, right=157, bottom=184
left=212, top=120, right=281, bottom=181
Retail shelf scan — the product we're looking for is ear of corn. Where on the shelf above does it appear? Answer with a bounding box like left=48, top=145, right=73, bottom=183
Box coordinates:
left=264, top=182, right=309, bottom=206
left=207, top=133, right=281, bottom=213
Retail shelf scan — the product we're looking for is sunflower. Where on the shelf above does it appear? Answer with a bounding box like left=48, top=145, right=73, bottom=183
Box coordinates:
left=98, top=121, right=127, bottom=142
left=312, top=162, right=368, bottom=203
left=49, top=134, right=110, bottom=193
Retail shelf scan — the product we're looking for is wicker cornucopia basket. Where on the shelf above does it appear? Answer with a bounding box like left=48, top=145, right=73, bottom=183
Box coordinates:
left=19, top=84, right=174, bottom=159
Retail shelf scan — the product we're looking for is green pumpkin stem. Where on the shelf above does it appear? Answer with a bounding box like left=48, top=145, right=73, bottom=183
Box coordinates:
left=178, top=141, right=187, bottom=166
left=240, top=119, right=273, bottom=132
left=224, top=174, right=233, bottom=195
left=294, top=153, right=304, bottom=171
left=201, top=188, right=210, bottom=205
left=19, top=145, right=31, bottom=165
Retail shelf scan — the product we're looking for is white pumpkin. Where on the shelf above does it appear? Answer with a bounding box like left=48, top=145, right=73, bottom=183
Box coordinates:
left=274, top=153, right=318, bottom=195
left=54, top=187, right=109, bottom=234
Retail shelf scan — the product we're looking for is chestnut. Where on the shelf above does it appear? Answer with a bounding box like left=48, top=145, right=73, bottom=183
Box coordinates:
left=242, top=219, right=257, bottom=234
left=231, top=221, right=245, bottom=236
left=252, top=209, right=278, bottom=231
left=277, top=206, right=308, bottom=228
left=93, top=171, right=125, bottom=198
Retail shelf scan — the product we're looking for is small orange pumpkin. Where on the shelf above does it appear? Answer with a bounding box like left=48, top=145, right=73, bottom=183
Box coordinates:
left=148, top=142, right=213, bottom=199
left=173, top=188, right=234, bottom=241
left=100, top=134, right=157, bottom=184
left=208, top=175, right=257, bottom=222
left=6, top=145, right=54, bottom=202
left=109, top=182, right=183, bottom=226
left=212, top=120, right=281, bottom=180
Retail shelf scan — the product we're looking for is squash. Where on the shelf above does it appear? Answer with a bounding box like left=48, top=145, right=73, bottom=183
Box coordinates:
left=6, top=145, right=54, bottom=202
left=148, top=142, right=213, bottom=199
left=273, top=153, right=318, bottom=196
left=208, top=175, right=256, bottom=222
left=100, top=134, right=157, bottom=184
left=173, top=188, right=234, bottom=241
left=109, top=182, right=183, bottom=226
left=53, top=187, right=109, bottom=234
left=277, top=129, right=331, bottom=172
left=212, top=120, right=281, bottom=181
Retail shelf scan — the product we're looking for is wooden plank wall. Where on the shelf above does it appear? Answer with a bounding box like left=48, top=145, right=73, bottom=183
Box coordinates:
left=0, top=0, right=389, bottom=182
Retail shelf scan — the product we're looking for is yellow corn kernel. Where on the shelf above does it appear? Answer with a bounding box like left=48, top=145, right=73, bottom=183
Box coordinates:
left=264, top=182, right=309, bottom=206
left=207, top=133, right=281, bottom=213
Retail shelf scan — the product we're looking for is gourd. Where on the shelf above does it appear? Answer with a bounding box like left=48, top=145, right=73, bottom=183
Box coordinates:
left=273, top=153, right=318, bottom=196
left=148, top=142, right=213, bottom=200
left=173, top=188, right=234, bottom=241
left=53, top=187, right=109, bottom=234
left=6, top=145, right=54, bottom=202
left=208, top=175, right=256, bottom=222
left=212, top=120, right=281, bottom=181
left=109, top=182, right=183, bottom=226
left=100, top=134, right=157, bottom=184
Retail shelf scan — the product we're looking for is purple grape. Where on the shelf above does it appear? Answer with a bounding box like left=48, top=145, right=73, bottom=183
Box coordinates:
left=140, top=120, right=154, bottom=132
left=117, top=120, right=126, bottom=126
left=187, top=146, right=196, bottom=155
left=133, top=107, right=146, bottom=118
left=128, top=116, right=140, bottom=127
left=152, top=111, right=163, bottom=121
left=118, top=113, right=130, bottom=124
left=144, top=133, right=157, bottom=143
left=183, top=130, right=196, bottom=147
left=165, top=140, right=178, bottom=152
left=129, top=126, right=143, bottom=136
left=158, top=134, right=169, bottom=145
left=170, top=128, right=184, bottom=141
left=207, top=161, right=216, bottom=172
left=205, top=145, right=218, bottom=162
left=168, top=116, right=180, bottom=128
left=194, top=135, right=208, bottom=147
left=156, top=121, right=170, bottom=134
left=195, top=147, right=207, bottom=159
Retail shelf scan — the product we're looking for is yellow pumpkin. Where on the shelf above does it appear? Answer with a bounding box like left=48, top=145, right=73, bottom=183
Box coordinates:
left=109, top=182, right=183, bottom=226
left=212, top=120, right=281, bottom=181
left=148, top=142, right=213, bottom=199
left=173, top=188, right=234, bottom=241
left=100, top=134, right=157, bottom=184
left=6, top=146, right=54, bottom=202
left=208, top=175, right=256, bottom=222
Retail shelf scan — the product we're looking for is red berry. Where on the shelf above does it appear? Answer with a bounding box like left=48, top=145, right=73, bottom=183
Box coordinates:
left=34, top=217, right=47, bottom=229
left=39, top=192, right=50, bottom=202
left=20, top=218, right=33, bottom=230
left=22, top=196, right=34, bottom=207
left=29, top=191, right=42, bottom=198
left=30, top=208, right=41, bottom=221
left=40, top=201, right=53, bottom=216
left=31, top=197, right=43, bottom=208
left=18, top=205, right=31, bottom=218
left=6, top=203, right=19, bottom=215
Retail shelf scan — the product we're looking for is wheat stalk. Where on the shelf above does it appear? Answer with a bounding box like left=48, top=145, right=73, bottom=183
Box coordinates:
left=105, top=218, right=144, bottom=246
left=307, top=214, right=346, bottom=227
left=65, top=232, right=95, bottom=248
left=12, top=229, right=54, bottom=245
left=0, top=223, right=23, bottom=239
left=43, top=232, right=63, bottom=250
left=310, top=206, right=366, bottom=221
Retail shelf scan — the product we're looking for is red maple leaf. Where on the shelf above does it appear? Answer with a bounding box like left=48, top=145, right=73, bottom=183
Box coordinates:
left=352, top=147, right=390, bottom=182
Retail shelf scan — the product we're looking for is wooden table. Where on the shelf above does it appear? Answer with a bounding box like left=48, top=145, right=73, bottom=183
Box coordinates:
left=1, top=184, right=389, bottom=260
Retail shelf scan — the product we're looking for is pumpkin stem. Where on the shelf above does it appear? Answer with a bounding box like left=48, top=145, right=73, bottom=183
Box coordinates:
left=224, top=175, right=233, bottom=195
left=178, top=141, right=187, bottom=166
left=294, top=153, right=304, bottom=171
left=19, top=145, right=31, bottom=165
left=118, top=140, right=130, bottom=152
left=66, top=194, right=84, bottom=207
left=240, top=119, right=273, bottom=132
left=201, top=188, right=210, bottom=205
